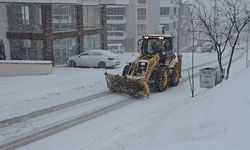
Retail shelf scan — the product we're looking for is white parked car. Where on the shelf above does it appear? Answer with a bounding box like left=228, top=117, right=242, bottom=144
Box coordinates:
left=66, top=49, right=120, bottom=68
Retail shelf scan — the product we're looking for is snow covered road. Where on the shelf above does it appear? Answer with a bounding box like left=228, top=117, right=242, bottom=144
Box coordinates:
left=2, top=49, right=248, bottom=150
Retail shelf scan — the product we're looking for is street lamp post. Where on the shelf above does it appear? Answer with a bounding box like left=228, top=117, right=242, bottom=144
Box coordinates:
left=246, top=22, right=249, bottom=68
left=191, top=10, right=195, bottom=97
left=182, top=1, right=195, bottom=97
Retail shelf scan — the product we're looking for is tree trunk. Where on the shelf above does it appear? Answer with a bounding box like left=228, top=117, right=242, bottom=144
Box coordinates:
left=218, top=54, right=224, bottom=79
left=216, top=47, right=224, bottom=79
left=225, top=49, right=234, bottom=79
left=225, top=34, right=240, bottom=79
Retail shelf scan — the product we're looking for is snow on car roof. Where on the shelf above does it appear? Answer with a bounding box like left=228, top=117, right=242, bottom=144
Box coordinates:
left=85, top=49, right=117, bottom=56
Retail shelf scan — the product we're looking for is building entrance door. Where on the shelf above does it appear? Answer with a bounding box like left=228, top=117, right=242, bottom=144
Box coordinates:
left=53, top=38, right=77, bottom=65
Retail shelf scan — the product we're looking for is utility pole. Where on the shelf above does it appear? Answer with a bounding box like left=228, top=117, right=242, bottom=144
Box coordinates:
left=214, top=0, right=218, bottom=42
left=177, top=0, right=183, bottom=76
left=187, top=4, right=195, bottom=98
left=177, top=0, right=182, bottom=56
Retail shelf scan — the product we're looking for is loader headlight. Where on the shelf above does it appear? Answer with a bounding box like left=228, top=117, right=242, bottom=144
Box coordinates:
left=158, top=36, right=164, bottom=40
left=144, top=36, right=149, bottom=39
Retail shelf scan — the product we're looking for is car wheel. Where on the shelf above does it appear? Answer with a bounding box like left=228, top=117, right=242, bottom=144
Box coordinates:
left=69, top=60, right=77, bottom=67
left=98, top=61, right=106, bottom=68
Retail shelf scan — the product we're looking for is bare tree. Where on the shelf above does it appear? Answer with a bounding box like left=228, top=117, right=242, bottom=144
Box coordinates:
left=195, top=0, right=250, bottom=79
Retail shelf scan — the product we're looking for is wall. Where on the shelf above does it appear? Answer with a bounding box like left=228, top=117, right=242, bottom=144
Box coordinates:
left=148, top=0, right=160, bottom=34
left=0, top=60, right=52, bottom=76
left=0, top=3, right=10, bottom=59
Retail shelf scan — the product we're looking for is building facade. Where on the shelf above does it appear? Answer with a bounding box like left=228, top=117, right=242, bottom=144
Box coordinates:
left=0, top=0, right=108, bottom=65
left=160, top=0, right=192, bottom=50
left=160, top=0, right=178, bottom=35
left=127, top=0, right=160, bottom=52
left=106, top=5, right=128, bottom=52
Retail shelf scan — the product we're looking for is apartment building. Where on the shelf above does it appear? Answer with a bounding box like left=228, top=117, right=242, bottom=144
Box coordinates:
left=160, top=0, right=178, bottom=34
left=160, top=0, right=192, bottom=50
left=127, top=0, right=160, bottom=52
left=106, top=5, right=128, bottom=52
left=0, top=0, right=114, bottom=65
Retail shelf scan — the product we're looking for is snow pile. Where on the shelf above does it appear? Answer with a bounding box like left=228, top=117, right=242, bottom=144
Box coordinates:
left=123, top=68, right=250, bottom=150
left=80, top=65, right=250, bottom=150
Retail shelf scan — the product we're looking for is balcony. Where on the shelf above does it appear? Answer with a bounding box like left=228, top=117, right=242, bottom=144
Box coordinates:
left=107, top=15, right=127, bottom=24
left=107, top=31, right=126, bottom=40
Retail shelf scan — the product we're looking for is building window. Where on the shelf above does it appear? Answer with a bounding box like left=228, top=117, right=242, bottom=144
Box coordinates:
left=21, top=5, right=30, bottom=25
left=107, top=7, right=126, bottom=21
left=23, top=40, right=31, bottom=48
left=84, top=34, right=101, bottom=50
left=83, top=6, right=100, bottom=28
left=137, top=24, right=146, bottom=36
left=174, top=7, right=177, bottom=15
left=87, top=7, right=94, bottom=27
left=53, top=38, right=77, bottom=64
left=137, top=8, right=146, bottom=20
left=107, top=31, right=124, bottom=36
left=107, top=24, right=126, bottom=32
left=137, top=0, right=146, bottom=4
left=38, top=7, right=42, bottom=25
left=7, top=4, right=42, bottom=32
left=94, top=7, right=100, bottom=26
left=107, top=7, right=126, bottom=16
left=160, top=7, right=170, bottom=16
left=173, top=21, right=177, bottom=29
left=52, top=5, right=77, bottom=32
left=107, top=15, right=124, bottom=20
left=10, top=40, right=43, bottom=60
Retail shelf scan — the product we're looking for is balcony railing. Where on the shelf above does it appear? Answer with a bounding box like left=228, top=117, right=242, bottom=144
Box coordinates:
left=107, top=15, right=126, bottom=20
left=107, top=31, right=126, bottom=40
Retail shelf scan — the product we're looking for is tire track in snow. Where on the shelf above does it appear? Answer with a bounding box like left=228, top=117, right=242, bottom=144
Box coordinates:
left=0, top=97, right=133, bottom=150
left=0, top=91, right=111, bottom=128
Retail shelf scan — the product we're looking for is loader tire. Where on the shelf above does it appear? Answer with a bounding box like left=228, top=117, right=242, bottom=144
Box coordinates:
left=122, top=64, right=131, bottom=76
left=169, top=64, right=180, bottom=86
left=155, top=66, right=169, bottom=92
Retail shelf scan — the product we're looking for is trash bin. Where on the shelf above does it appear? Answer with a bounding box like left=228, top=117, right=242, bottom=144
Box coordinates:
left=200, top=67, right=223, bottom=88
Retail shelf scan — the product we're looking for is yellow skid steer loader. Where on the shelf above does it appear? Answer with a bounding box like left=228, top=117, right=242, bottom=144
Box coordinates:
left=105, top=33, right=181, bottom=97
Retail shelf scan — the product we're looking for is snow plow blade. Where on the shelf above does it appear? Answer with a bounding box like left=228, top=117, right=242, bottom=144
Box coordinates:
left=105, top=73, right=150, bottom=97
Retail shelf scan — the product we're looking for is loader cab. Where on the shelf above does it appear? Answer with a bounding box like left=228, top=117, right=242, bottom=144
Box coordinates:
left=139, top=35, right=174, bottom=60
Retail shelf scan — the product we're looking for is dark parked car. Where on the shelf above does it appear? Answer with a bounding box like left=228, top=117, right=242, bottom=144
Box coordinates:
left=201, top=43, right=214, bottom=53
